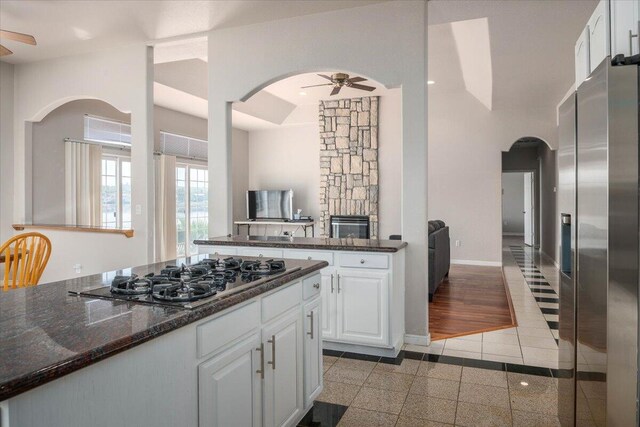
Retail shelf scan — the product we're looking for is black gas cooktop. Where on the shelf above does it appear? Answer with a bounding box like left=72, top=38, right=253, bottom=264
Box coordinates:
left=73, top=256, right=299, bottom=309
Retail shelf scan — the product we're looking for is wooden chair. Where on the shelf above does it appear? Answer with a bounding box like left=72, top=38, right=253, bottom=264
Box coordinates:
left=0, top=232, right=51, bottom=291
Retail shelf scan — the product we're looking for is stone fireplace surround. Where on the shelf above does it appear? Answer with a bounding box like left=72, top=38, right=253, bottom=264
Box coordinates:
left=318, top=96, right=379, bottom=238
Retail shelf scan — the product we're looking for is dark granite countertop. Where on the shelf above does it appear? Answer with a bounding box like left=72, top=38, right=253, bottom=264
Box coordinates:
left=195, top=235, right=408, bottom=253
left=0, top=254, right=327, bottom=401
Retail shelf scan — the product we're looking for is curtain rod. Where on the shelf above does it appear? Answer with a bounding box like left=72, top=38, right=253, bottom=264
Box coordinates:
left=153, top=151, right=208, bottom=163
left=64, top=138, right=131, bottom=151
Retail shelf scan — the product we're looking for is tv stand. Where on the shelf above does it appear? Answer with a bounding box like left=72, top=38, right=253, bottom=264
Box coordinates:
left=234, top=219, right=315, bottom=237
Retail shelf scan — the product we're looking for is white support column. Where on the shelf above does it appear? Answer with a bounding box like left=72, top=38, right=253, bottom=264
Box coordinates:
left=208, top=99, right=233, bottom=237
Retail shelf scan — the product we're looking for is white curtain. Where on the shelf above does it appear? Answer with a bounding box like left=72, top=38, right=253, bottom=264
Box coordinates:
left=155, top=154, right=177, bottom=262
left=65, top=140, right=102, bottom=226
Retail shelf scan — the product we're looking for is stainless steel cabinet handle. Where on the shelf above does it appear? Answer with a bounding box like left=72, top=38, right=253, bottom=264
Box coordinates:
left=259, top=254, right=263, bottom=258
left=267, top=335, right=276, bottom=370
left=307, top=312, right=314, bottom=339
left=337, top=274, right=341, bottom=293
left=256, top=343, right=265, bottom=379
left=307, top=256, right=312, bottom=260
left=313, top=282, right=320, bottom=289
left=360, top=259, right=365, bottom=264
left=630, top=29, right=638, bottom=55
left=330, top=274, right=334, bottom=293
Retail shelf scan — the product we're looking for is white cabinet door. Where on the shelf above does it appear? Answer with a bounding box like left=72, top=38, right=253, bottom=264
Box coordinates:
left=575, top=26, right=591, bottom=87
left=588, top=0, right=610, bottom=72
left=336, top=269, right=389, bottom=346
left=199, top=333, right=262, bottom=427
left=320, top=268, right=337, bottom=340
left=238, top=248, right=284, bottom=259
left=303, top=298, right=323, bottom=408
left=611, top=0, right=639, bottom=57
left=263, top=310, right=303, bottom=427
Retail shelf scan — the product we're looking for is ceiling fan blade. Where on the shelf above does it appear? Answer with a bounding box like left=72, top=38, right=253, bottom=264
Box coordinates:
left=301, top=83, right=333, bottom=89
left=348, top=77, right=367, bottom=83
left=0, top=30, right=36, bottom=45
left=0, top=44, right=12, bottom=57
left=330, top=86, right=341, bottom=96
left=317, top=74, right=334, bottom=81
left=350, top=83, right=376, bottom=92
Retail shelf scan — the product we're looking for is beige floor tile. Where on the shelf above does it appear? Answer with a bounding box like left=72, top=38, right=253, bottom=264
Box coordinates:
left=507, top=372, right=557, bottom=394
left=364, top=371, right=415, bottom=393
left=482, top=342, right=523, bottom=358
left=454, top=401, right=512, bottom=427
left=316, top=380, right=361, bottom=406
left=441, top=349, right=482, bottom=359
left=395, top=416, right=453, bottom=427
left=417, top=361, right=463, bottom=381
left=460, top=367, right=508, bottom=388
left=337, top=407, right=398, bottom=427
left=333, top=357, right=377, bottom=372
left=517, top=327, right=555, bottom=338
left=324, top=362, right=373, bottom=386
left=374, top=358, right=420, bottom=375
left=409, top=376, right=460, bottom=400
left=510, top=389, right=558, bottom=415
left=482, top=332, right=520, bottom=346
left=481, top=353, right=524, bottom=364
left=518, top=334, right=558, bottom=350
left=350, top=386, right=408, bottom=415
left=512, top=410, right=561, bottom=426
left=457, top=382, right=511, bottom=409
left=444, top=337, right=482, bottom=352
left=400, top=394, right=457, bottom=424
left=323, top=355, right=339, bottom=366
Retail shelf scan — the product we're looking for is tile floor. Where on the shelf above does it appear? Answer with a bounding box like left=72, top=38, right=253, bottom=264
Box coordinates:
left=406, top=239, right=563, bottom=369
left=309, top=351, right=571, bottom=426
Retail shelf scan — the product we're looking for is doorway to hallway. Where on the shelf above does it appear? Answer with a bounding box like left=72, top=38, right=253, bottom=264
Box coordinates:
left=502, top=171, right=535, bottom=247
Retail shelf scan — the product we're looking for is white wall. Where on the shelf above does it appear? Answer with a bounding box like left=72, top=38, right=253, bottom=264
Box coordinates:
left=247, top=124, right=320, bottom=221
left=378, top=89, right=402, bottom=239
left=502, top=172, right=525, bottom=235
left=11, top=44, right=154, bottom=283
left=0, top=62, right=14, bottom=243
left=208, top=1, right=429, bottom=339
left=231, top=128, right=249, bottom=222
left=428, top=90, right=557, bottom=265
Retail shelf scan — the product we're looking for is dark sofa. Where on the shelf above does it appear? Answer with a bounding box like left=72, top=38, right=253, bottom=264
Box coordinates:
left=428, top=220, right=450, bottom=301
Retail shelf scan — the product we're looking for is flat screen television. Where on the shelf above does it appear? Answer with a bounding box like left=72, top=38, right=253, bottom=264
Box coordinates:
left=246, top=190, right=293, bottom=220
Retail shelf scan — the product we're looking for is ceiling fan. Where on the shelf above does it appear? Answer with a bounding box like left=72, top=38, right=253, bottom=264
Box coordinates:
left=0, top=30, right=37, bottom=57
left=301, top=73, right=376, bottom=96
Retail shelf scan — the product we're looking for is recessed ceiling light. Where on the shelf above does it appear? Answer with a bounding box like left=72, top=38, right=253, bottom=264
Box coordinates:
left=299, top=91, right=307, bottom=96
left=520, top=381, right=529, bottom=386
left=427, top=80, right=435, bottom=85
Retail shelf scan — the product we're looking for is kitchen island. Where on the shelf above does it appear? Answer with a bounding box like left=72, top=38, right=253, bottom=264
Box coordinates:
left=0, top=254, right=326, bottom=427
left=196, top=236, right=407, bottom=357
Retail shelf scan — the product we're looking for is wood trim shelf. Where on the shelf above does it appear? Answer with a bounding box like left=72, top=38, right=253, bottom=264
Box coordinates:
left=12, top=224, right=134, bottom=238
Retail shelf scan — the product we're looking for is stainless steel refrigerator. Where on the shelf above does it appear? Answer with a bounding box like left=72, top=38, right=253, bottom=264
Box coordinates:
left=558, top=59, right=639, bottom=426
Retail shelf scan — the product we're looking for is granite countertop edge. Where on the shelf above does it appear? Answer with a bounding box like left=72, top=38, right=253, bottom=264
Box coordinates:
left=0, top=261, right=327, bottom=402
left=195, top=237, right=408, bottom=253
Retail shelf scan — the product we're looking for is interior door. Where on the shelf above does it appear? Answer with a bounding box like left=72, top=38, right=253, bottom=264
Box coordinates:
left=523, top=171, right=534, bottom=246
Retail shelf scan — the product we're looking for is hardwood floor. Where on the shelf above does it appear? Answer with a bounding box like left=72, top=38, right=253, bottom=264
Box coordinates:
left=429, top=264, right=516, bottom=341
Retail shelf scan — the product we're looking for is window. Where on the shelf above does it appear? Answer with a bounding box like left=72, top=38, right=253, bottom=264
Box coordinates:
left=101, top=156, right=131, bottom=229
left=160, top=131, right=208, bottom=160
left=176, top=164, right=208, bottom=256
left=84, top=115, right=131, bottom=146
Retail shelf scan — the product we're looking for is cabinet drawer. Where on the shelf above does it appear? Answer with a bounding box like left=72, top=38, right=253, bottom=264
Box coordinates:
left=199, top=245, right=238, bottom=256
left=302, top=274, right=322, bottom=300
left=197, top=301, right=259, bottom=358
left=238, top=247, right=284, bottom=259
left=262, top=281, right=302, bottom=323
left=285, top=250, right=334, bottom=265
left=339, top=253, right=389, bottom=269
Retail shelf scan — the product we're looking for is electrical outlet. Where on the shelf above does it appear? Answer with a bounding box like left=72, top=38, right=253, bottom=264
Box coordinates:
left=73, top=264, right=82, bottom=274
left=455, top=240, right=461, bottom=247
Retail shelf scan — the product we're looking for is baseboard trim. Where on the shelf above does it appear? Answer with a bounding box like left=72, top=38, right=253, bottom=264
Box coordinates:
left=405, top=333, right=430, bottom=346
left=502, top=232, right=524, bottom=236
left=451, top=259, right=502, bottom=267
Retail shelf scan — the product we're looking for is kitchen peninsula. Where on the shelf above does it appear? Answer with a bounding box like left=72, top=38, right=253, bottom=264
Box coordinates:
left=0, top=254, right=326, bottom=427
left=196, top=236, right=407, bottom=357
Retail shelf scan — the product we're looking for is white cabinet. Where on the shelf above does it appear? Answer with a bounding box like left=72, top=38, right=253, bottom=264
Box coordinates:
left=575, top=26, right=591, bottom=87
left=588, top=0, right=611, bottom=72
left=303, top=298, right=322, bottom=407
left=238, top=248, right=284, bottom=259
left=262, top=309, right=303, bottom=427
left=320, top=268, right=337, bottom=339
left=336, top=270, right=389, bottom=346
left=611, top=0, right=639, bottom=57
left=198, top=333, right=263, bottom=427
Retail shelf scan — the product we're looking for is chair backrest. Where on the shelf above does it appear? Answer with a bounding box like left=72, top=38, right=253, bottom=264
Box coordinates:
left=0, top=232, right=52, bottom=290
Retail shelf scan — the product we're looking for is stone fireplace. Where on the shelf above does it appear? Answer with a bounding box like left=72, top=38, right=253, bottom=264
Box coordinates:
left=318, top=96, right=379, bottom=238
